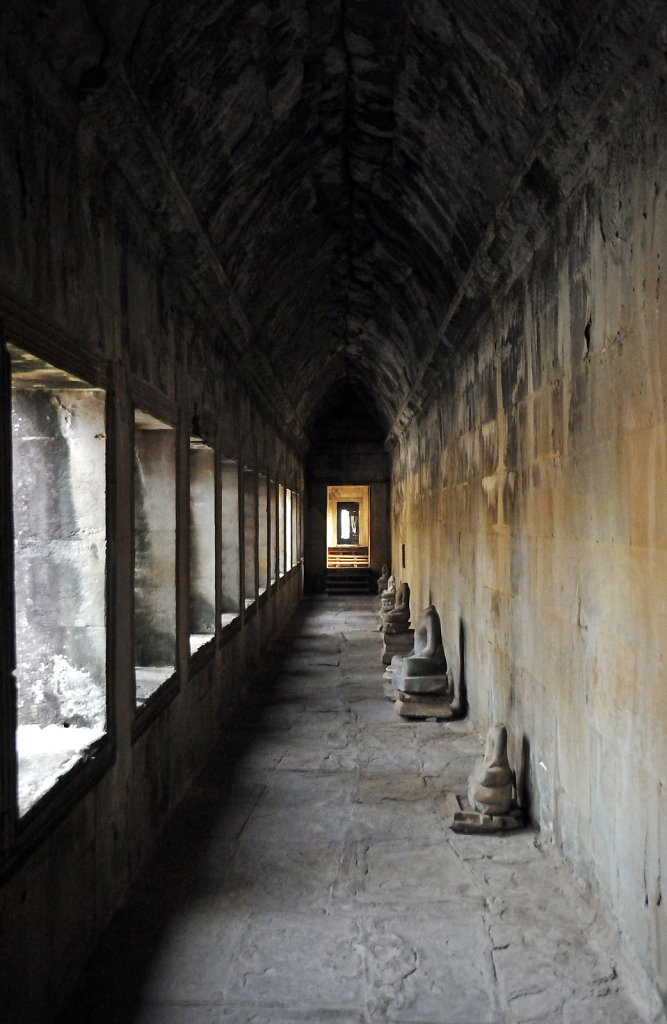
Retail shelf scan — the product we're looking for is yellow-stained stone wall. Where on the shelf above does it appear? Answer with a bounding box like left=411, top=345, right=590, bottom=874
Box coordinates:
left=391, top=78, right=666, bottom=993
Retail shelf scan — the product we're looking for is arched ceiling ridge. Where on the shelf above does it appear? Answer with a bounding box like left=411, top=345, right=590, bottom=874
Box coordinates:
left=8, top=0, right=659, bottom=451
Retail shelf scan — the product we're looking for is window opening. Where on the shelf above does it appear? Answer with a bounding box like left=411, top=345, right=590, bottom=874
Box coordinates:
left=278, top=483, right=285, bottom=577
left=297, top=492, right=303, bottom=563
left=9, top=343, right=107, bottom=816
left=134, top=409, right=176, bottom=705
left=243, top=468, right=257, bottom=608
left=189, top=438, right=215, bottom=654
left=285, top=488, right=292, bottom=570
left=269, top=479, right=277, bottom=585
left=220, top=459, right=240, bottom=626
left=337, top=501, right=359, bottom=544
left=326, top=485, right=369, bottom=568
left=258, top=473, right=269, bottom=595
left=291, top=490, right=298, bottom=568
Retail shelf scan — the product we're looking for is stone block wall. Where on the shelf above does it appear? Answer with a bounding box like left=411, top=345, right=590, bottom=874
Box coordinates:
left=390, top=72, right=666, bottom=995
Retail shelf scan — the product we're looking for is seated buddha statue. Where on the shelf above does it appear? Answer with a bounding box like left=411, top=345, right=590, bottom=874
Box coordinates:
left=402, top=604, right=445, bottom=675
left=384, top=581, right=410, bottom=634
left=391, top=606, right=454, bottom=712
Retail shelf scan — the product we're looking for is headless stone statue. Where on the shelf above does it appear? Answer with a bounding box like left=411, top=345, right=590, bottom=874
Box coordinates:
left=381, top=581, right=413, bottom=663
left=451, top=723, right=522, bottom=833
left=384, top=581, right=410, bottom=634
left=377, top=565, right=389, bottom=594
left=377, top=574, right=397, bottom=631
left=390, top=604, right=464, bottom=719
left=469, top=723, right=513, bottom=814
left=392, top=604, right=447, bottom=693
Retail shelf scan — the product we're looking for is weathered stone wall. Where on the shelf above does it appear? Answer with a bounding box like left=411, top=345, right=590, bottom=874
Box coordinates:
left=391, top=78, right=666, bottom=995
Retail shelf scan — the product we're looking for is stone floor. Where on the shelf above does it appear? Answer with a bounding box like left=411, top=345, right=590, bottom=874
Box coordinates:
left=60, top=596, right=663, bottom=1024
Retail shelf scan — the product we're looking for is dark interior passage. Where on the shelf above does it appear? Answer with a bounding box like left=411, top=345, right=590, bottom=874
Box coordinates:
left=0, top=1, right=664, bottom=1018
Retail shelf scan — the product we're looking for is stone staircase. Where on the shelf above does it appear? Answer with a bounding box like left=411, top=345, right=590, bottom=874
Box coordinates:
left=325, top=568, right=372, bottom=594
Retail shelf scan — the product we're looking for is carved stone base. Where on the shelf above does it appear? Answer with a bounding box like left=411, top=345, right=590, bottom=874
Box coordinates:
left=381, top=630, right=414, bottom=665
left=450, top=807, right=524, bottom=834
left=382, top=680, right=396, bottom=701
left=394, top=691, right=456, bottom=719
left=393, top=672, right=448, bottom=695
left=384, top=620, right=410, bottom=635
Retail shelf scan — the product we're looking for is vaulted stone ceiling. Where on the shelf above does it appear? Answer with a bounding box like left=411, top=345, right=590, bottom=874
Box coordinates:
left=10, top=0, right=659, bottom=447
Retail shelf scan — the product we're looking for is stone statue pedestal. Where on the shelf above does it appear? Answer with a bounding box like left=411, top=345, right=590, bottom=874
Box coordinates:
left=393, top=671, right=448, bottom=695
left=382, top=679, right=396, bottom=701
left=450, top=807, right=523, bottom=834
left=394, top=690, right=458, bottom=720
left=381, top=658, right=399, bottom=698
left=381, top=628, right=413, bottom=666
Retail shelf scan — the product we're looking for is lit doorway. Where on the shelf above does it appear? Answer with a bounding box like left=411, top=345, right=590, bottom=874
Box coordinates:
left=327, top=485, right=369, bottom=567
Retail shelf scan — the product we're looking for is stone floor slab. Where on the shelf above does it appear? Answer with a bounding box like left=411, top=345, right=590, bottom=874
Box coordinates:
left=224, top=911, right=365, bottom=1009
left=361, top=907, right=500, bottom=1023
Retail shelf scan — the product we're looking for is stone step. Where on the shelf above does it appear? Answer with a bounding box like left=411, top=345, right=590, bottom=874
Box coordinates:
left=325, top=569, right=372, bottom=594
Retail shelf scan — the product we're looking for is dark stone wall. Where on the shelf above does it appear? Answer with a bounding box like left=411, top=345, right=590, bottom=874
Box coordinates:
left=0, top=10, right=305, bottom=1017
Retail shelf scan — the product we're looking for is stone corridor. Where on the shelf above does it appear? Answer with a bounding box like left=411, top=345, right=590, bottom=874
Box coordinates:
left=60, top=597, right=660, bottom=1024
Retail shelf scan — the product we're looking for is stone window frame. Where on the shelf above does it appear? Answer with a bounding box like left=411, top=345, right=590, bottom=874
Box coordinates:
left=0, top=314, right=114, bottom=859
